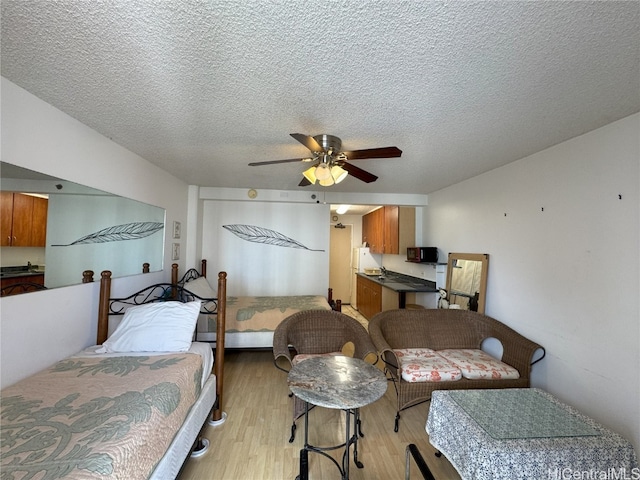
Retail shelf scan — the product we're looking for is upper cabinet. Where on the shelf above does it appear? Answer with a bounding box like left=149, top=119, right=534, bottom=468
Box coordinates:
left=363, top=206, right=415, bottom=254
left=31, top=196, right=48, bottom=246
left=397, top=206, right=416, bottom=254
left=383, top=206, right=399, bottom=254
left=362, top=207, right=384, bottom=253
left=1, top=192, right=48, bottom=247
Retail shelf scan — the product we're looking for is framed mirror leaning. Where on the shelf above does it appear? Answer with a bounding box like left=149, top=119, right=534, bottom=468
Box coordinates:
left=445, top=252, right=489, bottom=314
left=1, top=162, right=165, bottom=295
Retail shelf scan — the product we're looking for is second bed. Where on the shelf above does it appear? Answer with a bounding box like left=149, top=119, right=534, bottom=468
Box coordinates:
left=178, top=260, right=338, bottom=349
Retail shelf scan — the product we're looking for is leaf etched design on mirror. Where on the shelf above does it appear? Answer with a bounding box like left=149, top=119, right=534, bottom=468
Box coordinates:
left=52, top=222, right=164, bottom=246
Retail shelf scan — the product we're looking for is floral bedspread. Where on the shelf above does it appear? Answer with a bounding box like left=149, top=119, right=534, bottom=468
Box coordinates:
left=203, top=295, right=331, bottom=333
left=1, top=353, right=203, bottom=480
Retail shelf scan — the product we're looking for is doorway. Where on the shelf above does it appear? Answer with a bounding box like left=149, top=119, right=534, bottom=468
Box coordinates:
left=329, top=224, right=352, bottom=304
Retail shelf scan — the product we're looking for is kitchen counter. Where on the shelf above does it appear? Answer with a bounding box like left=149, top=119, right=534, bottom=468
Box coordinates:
left=356, top=271, right=436, bottom=309
left=0, top=266, right=45, bottom=279
left=356, top=271, right=437, bottom=293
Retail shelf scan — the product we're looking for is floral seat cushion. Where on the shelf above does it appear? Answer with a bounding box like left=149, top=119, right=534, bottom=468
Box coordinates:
left=393, top=348, right=462, bottom=383
left=437, top=348, right=520, bottom=380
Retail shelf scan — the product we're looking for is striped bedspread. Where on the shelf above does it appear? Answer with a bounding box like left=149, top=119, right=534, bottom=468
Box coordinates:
left=1, top=353, right=203, bottom=479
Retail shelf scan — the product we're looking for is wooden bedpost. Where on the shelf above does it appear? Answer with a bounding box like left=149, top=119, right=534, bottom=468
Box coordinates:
left=212, top=271, right=227, bottom=422
left=171, top=263, right=178, bottom=285
left=327, top=288, right=341, bottom=311
left=142, top=262, right=150, bottom=273
left=170, top=263, right=180, bottom=299
left=97, top=270, right=112, bottom=345
left=82, top=270, right=94, bottom=283
left=201, top=259, right=207, bottom=278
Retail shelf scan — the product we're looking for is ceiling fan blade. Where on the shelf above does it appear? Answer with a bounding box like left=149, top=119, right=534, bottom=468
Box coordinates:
left=248, top=158, right=307, bottom=166
left=298, top=177, right=312, bottom=187
left=341, top=162, right=378, bottom=183
left=342, top=146, right=402, bottom=160
left=290, top=133, right=324, bottom=152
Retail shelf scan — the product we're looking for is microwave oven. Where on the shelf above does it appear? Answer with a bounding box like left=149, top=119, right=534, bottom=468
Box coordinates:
left=407, top=247, right=438, bottom=263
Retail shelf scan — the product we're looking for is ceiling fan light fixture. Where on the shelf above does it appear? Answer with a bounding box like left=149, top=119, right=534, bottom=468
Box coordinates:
left=319, top=176, right=335, bottom=187
left=314, top=163, right=332, bottom=181
left=331, top=165, right=348, bottom=184
left=250, top=133, right=401, bottom=187
left=302, top=165, right=317, bottom=184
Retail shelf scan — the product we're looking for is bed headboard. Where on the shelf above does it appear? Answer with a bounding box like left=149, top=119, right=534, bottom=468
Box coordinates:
left=175, top=259, right=208, bottom=286
left=97, top=263, right=226, bottom=345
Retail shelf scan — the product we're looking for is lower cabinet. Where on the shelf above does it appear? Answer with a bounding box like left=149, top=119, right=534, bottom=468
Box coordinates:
left=1, top=275, right=45, bottom=296
left=356, top=275, right=381, bottom=320
left=357, top=275, right=420, bottom=318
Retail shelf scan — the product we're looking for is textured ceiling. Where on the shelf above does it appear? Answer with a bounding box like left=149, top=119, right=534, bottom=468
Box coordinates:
left=2, top=1, right=638, bottom=195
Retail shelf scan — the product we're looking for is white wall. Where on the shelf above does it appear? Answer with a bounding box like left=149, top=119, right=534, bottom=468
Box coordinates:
left=0, top=78, right=190, bottom=388
left=423, top=113, right=640, bottom=450
left=201, top=200, right=330, bottom=296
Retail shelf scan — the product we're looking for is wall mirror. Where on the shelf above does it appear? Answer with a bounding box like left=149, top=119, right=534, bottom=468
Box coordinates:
left=445, top=252, right=489, bottom=314
left=1, top=162, right=165, bottom=295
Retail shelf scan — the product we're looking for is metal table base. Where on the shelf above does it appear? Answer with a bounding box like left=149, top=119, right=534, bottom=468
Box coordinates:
left=297, top=402, right=365, bottom=480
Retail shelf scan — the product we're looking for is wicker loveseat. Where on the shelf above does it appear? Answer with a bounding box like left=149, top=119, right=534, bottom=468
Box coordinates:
left=368, top=308, right=545, bottom=432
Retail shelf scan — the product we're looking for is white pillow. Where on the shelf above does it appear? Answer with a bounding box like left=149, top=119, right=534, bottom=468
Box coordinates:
left=98, top=301, right=200, bottom=353
left=185, top=276, right=217, bottom=298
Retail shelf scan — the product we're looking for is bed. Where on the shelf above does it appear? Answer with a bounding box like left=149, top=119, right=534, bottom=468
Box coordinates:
left=178, top=260, right=339, bottom=349
left=1, top=266, right=227, bottom=480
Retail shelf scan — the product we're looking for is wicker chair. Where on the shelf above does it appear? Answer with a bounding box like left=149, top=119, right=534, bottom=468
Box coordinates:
left=273, top=309, right=378, bottom=442
left=368, top=308, right=545, bottom=432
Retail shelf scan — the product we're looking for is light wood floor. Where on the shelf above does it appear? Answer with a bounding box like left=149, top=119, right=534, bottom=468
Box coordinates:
left=178, top=307, right=461, bottom=480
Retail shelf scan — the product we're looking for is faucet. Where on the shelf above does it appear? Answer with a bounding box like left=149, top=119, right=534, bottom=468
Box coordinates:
left=380, top=267, right=387, bottom=277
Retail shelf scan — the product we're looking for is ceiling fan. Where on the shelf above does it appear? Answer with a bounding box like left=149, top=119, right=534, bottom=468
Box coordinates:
left=248, top=133, right=402, bottom=186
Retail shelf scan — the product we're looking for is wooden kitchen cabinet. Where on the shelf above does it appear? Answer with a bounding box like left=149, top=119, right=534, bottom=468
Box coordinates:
left=362, top=207, right=384, bottom=253
left=1, top=192, right=48, bottom=247
left=0, top=192, right=13, bottom=246
left=397, top=206, right=416, bottom=254
left=31, top=196, right=48, bottom=246
left=384, top=206, right=399, bottom=254
left=0, top=274, right=45, bottom=296
left=358, top=275, right=419, bottom=318
left=356, top=275, right=382, bottom=319
left=362, top=206, right=415, bottom=255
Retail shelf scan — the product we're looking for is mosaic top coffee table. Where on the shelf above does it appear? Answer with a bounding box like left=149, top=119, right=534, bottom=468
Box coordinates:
left=426, top=388, right=638, bottom=480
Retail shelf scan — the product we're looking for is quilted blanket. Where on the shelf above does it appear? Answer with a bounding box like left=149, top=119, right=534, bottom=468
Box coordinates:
left=202, top=295, right=331, bottom=334
left=1, top=353, right=203, bottom=480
